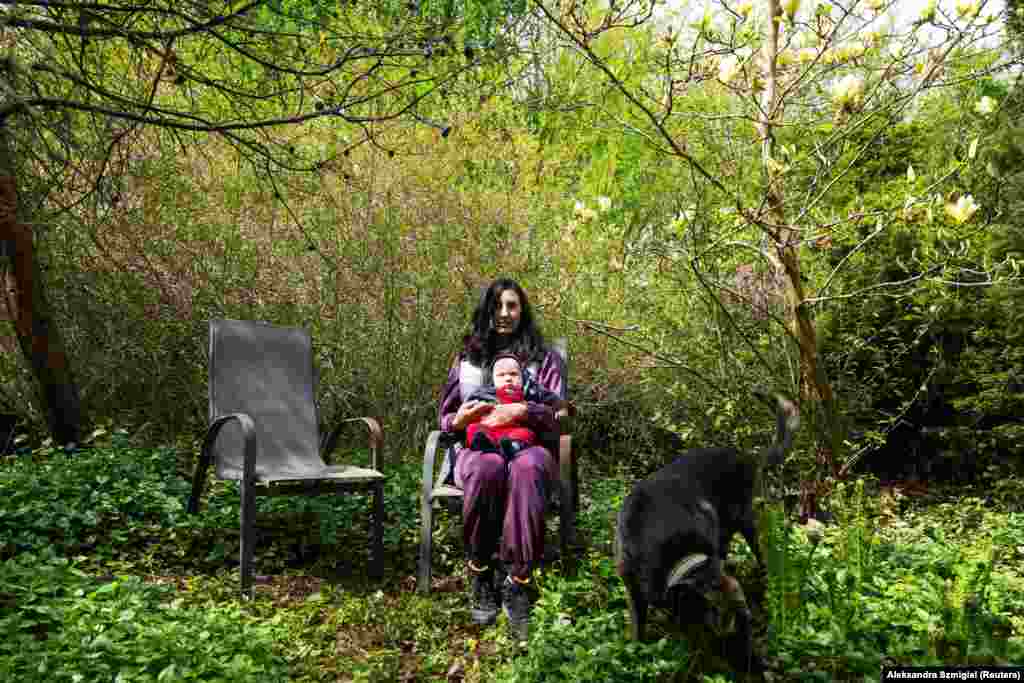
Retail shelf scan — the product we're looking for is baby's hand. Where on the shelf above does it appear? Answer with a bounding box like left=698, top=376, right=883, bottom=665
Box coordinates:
left=481, top=402, right=526, bottom=427
left=454, top=400, right=492, bottom=429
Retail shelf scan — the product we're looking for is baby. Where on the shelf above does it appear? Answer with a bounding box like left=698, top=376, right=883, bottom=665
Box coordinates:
left=463, top=352, right=564, bottom=462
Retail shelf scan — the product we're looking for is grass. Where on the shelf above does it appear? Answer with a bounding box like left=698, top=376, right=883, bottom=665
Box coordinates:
left=2, top=430, right=1024, bottom=681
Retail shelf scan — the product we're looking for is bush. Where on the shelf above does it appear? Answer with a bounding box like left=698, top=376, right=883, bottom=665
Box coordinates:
left=765, top=481, right=1024, bottom=678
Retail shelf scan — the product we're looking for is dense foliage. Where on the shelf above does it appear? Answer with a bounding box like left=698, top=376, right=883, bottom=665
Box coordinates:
left=0, top=3, right=1017, bottom=491
left=2, top=438, right=1023, bottom=680
left=2, top=1, right=1024, bottom=677
left=0, top=554, right=290, bottom=682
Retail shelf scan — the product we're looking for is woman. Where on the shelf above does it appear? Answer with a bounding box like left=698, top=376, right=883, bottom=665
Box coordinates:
left=437, top=277, right=566, bottom=640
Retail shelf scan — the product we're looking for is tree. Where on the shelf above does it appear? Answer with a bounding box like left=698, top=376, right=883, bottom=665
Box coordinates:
left=0, top=0, right=520, bottom=442
left=527, top=0, right=1015, bottom=513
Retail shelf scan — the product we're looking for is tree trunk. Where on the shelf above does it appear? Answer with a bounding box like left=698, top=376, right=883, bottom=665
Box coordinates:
left=0, top=124, right=82, bottom=445
left=758, top=0, right=838, bottom=519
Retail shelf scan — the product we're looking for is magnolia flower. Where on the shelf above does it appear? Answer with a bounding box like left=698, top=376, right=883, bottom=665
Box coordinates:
left=865, top=0, right=885, bottom=11
left=803, top=518, right=825, bottom=545
left=766, top=156, right=789, bottom=176
left=821, top=49, right=840, bottom=65
left=596, top=195, right=612, bottom=212
left=719, top=56, right=742, bottom=84
left=975, top=96, right=996, bottom=115
left=841, top=41, right=867, bottom=60
left=737, top=0, right=754, bottom=18
left=919, top=0, right=937, bottom=21
left=573, top=200, right=598, bottom=222
left=830, top=74, right=865, bottom=109
left=797, top=47, right=818, bottom=63
left=864, top=31, right=884, bottom=47
left=945, top=195, right=979, bottom=224
left=956, top=0, right=980, bottom=18
left=783, top=0, right=800, bottom=20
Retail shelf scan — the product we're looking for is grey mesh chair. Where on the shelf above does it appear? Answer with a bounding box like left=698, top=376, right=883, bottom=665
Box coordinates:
left=417, top=339, right=577, bottom=593
left=188, top=318, right=385, bottom=594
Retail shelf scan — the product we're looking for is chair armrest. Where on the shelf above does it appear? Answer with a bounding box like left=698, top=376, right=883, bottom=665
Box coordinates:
left=555, top=401, right=576, bottom=433
left=423, top=430, right=461, bottom=495
left=322, top=417, right=384, bottom=470
left=422, top=430, right=443, bottom=506
left=555, top=402, right=577, bottom=531
left=189, top=413, right=256, bottom=514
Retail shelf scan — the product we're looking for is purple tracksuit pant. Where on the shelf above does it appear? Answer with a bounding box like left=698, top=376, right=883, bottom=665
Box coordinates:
left=455, top=444, right=557, bottom=578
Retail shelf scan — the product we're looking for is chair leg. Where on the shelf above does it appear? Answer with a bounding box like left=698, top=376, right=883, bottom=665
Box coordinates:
left=559, top=477, right=575, bottom=571
left=239, top=477, right=257, bottom=598
left=370, top=480, right=384, bottom=579
left=418, top=493, right=434, bottom=594
left=558, top=437, right=577, bottom=572
left=188, top=452, right=211, bottom=515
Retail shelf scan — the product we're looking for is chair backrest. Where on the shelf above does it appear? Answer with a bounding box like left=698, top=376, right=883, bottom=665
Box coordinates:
left=550, top=337, right=568, bottom=400
left=208, top=318, right=324, bottom=480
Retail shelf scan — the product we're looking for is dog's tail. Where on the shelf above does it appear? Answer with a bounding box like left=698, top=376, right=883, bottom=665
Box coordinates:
left=755, top=392, right=800, bottom=466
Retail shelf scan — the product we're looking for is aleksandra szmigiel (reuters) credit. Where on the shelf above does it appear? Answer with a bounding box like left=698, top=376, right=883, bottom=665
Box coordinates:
left=882, top=668, right=1023, bottom=681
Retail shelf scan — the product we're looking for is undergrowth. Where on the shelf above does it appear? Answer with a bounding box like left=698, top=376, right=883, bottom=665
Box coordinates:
left=2, top=433, right=1024, bottom=681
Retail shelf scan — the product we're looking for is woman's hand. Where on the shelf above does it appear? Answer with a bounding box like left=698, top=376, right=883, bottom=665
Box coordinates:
left=480, top=402, right=528, bottom=428
left=452, top=400, right=494, bottom=430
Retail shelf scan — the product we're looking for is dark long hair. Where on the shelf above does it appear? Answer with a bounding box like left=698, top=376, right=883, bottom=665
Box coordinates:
left=463, top=278, right=546, bottom=367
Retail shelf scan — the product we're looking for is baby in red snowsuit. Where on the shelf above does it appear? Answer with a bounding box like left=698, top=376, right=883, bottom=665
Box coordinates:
left=464, top=352, right=564, bottom=462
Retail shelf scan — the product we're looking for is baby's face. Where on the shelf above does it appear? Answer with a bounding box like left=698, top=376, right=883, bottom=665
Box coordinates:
left=492, top=357, right=523, bottom=390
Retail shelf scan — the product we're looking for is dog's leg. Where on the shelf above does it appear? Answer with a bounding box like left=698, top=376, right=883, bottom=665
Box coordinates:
left=720, top=575, right=762, bottom=676
left=622, top=576, right=648, bottom=641
left=615, top=507, right=649, bottom=641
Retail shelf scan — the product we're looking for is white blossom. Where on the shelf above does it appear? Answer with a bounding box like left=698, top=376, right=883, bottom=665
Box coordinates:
left=719, top=56, right=742, bottom=84
left=830, top=74, right=865, bottom=109
left=945, top=195, right=979, bottom=224
left=803, top=518, right=825, bottom=545
left=955, top=0, right=980, bottom=18
left=974, top=96, right=996, bottom=115
left=797, top=47, right=818, bottom=63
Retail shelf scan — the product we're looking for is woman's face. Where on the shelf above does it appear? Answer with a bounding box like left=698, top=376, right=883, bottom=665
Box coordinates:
left=493, top=289, right=522, bottom=336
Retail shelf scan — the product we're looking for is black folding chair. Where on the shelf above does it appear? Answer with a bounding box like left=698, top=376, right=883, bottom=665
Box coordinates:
left=188, top=318, right=385, bottom=595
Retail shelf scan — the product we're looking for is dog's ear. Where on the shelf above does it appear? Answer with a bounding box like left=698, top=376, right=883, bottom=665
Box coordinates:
left=666, top=553, right=710, bottom=589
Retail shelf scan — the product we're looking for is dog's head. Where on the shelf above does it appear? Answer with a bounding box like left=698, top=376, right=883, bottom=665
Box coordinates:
left=665, top=551, right=720, bottom=626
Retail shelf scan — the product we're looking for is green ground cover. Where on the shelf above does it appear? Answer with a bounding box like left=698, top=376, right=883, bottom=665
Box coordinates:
left=2, top=433, right=1023, bottom=682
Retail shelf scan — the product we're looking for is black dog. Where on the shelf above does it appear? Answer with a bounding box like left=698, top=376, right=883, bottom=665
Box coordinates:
left=614, top=393, right=799, bottom=671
